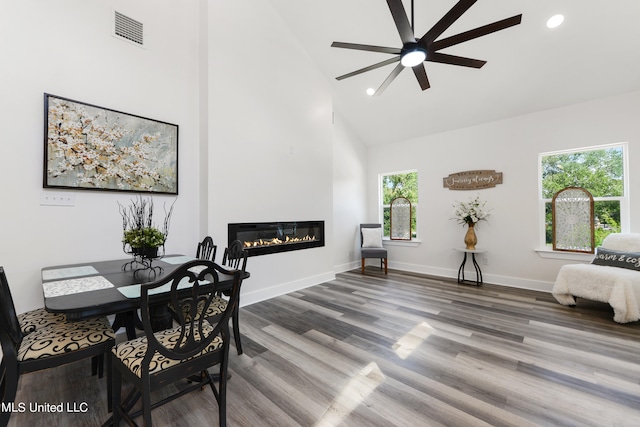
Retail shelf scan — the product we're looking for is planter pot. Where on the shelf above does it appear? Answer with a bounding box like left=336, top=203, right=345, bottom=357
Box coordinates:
left=135, top=246, right=159, bottom=259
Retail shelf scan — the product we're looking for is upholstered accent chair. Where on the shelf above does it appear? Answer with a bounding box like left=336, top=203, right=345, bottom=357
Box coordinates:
left=552, top=233, right=640, bottom=323
left=0, top=267, right=116, bottom=427
left=110, top=259, right=241, bottom=426
left=360, top=223, right=388, bottom=274
left=196, top=235, right=217, bottom=262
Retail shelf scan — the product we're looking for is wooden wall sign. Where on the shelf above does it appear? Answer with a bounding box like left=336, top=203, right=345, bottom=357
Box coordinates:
left=443, top=170, right=503, bottom=190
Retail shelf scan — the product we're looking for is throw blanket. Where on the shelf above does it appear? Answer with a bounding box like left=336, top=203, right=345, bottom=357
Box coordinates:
left=553, top=263, right=640, bottom=323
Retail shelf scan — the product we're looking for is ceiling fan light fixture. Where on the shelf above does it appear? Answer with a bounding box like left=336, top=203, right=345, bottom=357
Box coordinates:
left=400, top=45, right=427, bottom=67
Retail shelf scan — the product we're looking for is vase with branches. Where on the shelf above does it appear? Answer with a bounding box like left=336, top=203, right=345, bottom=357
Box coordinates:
left=119, top=195, right=175, bottom=261
left=452, top=195, right=491, bottom=250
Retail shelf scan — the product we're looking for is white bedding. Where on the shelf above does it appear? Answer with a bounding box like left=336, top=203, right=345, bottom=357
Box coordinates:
left=552, top=263, right=640, bottom=323
left=552, top=233, right=640, bottom=323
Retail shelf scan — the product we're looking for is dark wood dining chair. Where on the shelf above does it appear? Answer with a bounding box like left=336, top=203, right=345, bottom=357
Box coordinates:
left=196, top=235, right=217, bottom=262
left=110, top=259, right=241, bottom=426
left=0, top=267, right=116, bottom=427
left=221, top=240, right=248, bottom=355
left=169, top=241, right=247, bottom=355
left=17, top=305, right=106, bottom=377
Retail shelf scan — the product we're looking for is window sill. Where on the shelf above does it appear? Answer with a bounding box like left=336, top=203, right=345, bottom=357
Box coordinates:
left=383, top=239, right=421, bottom=247
left=535, top=248, right=594, bottom=262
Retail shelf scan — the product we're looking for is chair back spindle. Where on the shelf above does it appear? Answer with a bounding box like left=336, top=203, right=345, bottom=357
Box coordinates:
left=222, top=240, right=247, bottom=272
left=0, top=267, right=24, bottom=351
left=196, top=236, right=217, bottom=262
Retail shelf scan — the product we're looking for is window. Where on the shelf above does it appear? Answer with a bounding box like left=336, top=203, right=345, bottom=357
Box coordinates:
left=380, top=171, right=418, bottom=239
left=539, top=143, right=628, bottom=249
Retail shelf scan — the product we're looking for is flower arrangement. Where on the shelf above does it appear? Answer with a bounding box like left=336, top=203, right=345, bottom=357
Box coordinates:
left=119, top=195, right=175, bottom=252
left=452, top=195, right=491, bottom=227
left=122, top=227, right=166, bottom=249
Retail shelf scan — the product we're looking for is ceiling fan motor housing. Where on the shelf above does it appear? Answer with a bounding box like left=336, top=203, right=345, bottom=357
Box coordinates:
left=400, top=42, right=427, bottom=67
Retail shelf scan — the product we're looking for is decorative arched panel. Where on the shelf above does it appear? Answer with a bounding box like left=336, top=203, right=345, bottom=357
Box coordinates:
left=390, top=197, right=412, bottom=240
left=552, top=186, right=595, bottom=253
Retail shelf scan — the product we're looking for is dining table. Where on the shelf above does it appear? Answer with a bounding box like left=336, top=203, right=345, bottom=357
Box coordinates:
left=42, top=254, right=250, bottom=339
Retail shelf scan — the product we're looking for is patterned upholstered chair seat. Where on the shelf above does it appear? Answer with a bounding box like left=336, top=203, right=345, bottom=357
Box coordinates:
left=169, top=295, right=228, bottom=323
left=112, top=321, right=223, bottom=378
left=1, top=267, right=116, bottom=427
left=17, top=307, right=66, bottom=334
left=17, top=316, right=115, bottom=362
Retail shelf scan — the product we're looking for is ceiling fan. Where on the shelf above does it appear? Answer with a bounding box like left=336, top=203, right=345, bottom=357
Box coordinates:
left=331, top=0, right=522, bottom=95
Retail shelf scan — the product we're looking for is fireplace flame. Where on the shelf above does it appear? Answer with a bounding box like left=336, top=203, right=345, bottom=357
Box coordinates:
left=243, top=235, right=317, bottom=248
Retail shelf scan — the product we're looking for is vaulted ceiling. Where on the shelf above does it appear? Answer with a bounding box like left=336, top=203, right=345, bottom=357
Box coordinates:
left=269, top=0, right=640, bottom=146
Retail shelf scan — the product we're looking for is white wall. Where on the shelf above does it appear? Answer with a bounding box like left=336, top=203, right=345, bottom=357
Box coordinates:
left=0, top=0, right=202, bottom=314
left=6, top=0, right=632, bottom=326
left=333, top=113, right=369, bottom=272
left=207, top=0, right=337, bottom=304
left=368, top=90, right=640, bottom=291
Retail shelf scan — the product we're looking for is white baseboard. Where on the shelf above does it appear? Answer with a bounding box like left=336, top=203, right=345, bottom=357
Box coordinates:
left=241, top=261, right=554, bottom=310
left=388, top=261, right=555, bottom=293
left=334, top=261, right=360, bottom=273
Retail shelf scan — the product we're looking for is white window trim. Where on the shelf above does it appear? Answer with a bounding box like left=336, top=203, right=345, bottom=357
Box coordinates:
left=537, top=142, right=629, bottom=255
left=379, top=169, right=419, bottom=240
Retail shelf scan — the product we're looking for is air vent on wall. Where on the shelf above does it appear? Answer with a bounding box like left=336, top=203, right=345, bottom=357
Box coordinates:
left=113, top=11, right=144, bottom=46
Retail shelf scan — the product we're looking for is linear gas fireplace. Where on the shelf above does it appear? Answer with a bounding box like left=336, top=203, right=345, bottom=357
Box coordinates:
left=228, top=221, right=324, bottom=257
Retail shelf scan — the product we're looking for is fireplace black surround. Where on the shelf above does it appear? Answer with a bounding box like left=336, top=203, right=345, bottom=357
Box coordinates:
left=228, top=221, right=324, bottom=257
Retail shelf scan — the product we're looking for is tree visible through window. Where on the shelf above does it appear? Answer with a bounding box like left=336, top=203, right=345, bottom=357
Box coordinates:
left=381, top=171, right=418, bottom=238
left=540, top=144, right=626, bottom=248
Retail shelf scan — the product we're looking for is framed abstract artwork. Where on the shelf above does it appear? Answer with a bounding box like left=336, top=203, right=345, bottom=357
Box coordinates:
left=44, top=93, right=178, bottom=194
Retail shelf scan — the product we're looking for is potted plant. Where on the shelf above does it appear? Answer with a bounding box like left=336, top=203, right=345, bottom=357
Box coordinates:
left=119, top=195, right=175, bottom=259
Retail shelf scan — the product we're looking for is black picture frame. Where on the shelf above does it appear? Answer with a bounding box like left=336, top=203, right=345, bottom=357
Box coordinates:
left=44, top=93, right=178, bottom=194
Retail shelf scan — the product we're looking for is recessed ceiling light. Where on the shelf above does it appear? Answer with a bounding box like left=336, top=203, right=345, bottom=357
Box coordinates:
left=546, top=14, right=564, bottom=29
left=366, top=88, right=375, bottom=96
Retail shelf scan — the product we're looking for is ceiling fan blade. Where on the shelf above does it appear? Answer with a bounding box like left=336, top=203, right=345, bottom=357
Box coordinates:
left=374, top=62, right=404, bottom=96
left=432, top=15, right=523, bottom=51
left=386, top=0, right=415, bottom=44
left=419, top=0, right=477, bottom=47
left=331, top=41, right=402, bottom=55
left=427, top=52, right=486, bottom=68
left=412, top=64, right=430, bottom=90
left=335, top=56, right=400, bottom=81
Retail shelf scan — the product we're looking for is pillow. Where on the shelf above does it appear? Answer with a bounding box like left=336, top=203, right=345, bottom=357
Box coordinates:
left=592, top=247, right=640, bottom=272
left=362, top=227, right=383, bottom=248
left=602, top=233, right=640, bottom=252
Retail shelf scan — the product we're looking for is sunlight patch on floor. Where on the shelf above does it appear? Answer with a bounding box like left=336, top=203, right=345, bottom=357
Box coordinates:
left=392, top=321, right=434, bottom=359
left=313, top=362, right=385, bottom=427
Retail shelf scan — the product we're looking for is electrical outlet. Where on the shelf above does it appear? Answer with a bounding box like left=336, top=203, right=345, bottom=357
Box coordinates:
left=40, top=191, right=76, bottom=207
left=482, top=256, right=488, bottom=266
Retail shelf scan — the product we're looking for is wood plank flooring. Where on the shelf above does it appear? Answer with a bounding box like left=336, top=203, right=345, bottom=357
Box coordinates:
left=7, top=268, right=640, bottom=426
